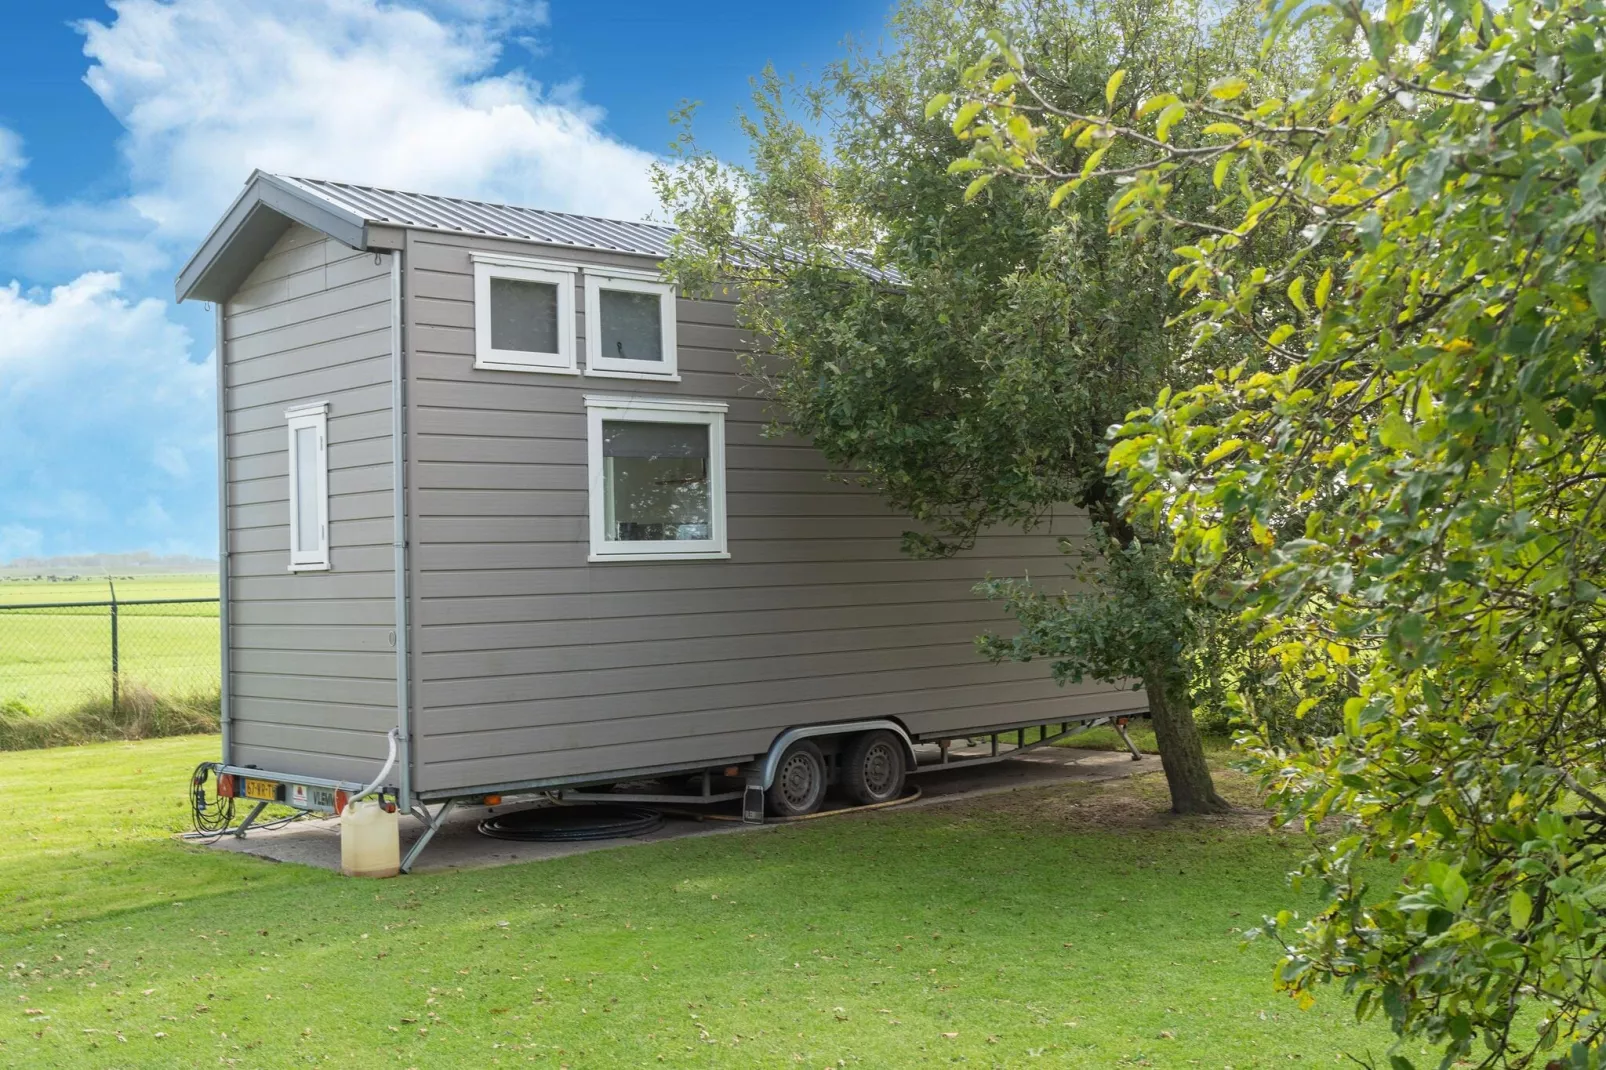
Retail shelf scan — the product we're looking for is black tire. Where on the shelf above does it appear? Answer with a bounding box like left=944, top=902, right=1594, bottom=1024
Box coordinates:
left=765, top=740, right=827, bottom=817
left=841, top=730, right=908, bottom=805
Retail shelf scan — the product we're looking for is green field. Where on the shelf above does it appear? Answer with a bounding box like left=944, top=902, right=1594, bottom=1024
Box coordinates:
left=0, top=735, right=1429, bottom=1068
left=0, top=575, right=219, bottom=718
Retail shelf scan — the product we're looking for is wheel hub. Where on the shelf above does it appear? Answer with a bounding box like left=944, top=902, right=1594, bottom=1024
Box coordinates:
left=863, top=742, right=897, bottom=794
left=778, top=752, right=819, bottom=807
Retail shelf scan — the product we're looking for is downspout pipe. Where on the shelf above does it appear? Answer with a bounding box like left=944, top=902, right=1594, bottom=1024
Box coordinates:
left=215, top=302, right=232, bottom=766
left=389, top=251, right=412, bottom=811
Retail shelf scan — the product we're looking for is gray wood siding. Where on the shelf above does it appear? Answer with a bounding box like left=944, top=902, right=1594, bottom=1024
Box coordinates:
left=403, top=229, right=1144, bottom=794
left=223, top=224, right=396, bottom=783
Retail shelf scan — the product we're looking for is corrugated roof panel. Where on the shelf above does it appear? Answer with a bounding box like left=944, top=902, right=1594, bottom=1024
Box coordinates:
left=273, top=175, right=676, bottom=258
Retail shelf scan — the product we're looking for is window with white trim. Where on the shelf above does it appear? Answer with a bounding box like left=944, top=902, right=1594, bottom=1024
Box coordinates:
left=285, top=402, right=330, bottom=572
left=585, top=395, right=727, bottom=561
left=473, top=255, right=578, bottom=373
left=584, top=269, right=677, bottom=380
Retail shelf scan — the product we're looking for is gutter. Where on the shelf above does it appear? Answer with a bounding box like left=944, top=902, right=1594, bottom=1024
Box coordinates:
left=389, top=251, right=413, bottom=810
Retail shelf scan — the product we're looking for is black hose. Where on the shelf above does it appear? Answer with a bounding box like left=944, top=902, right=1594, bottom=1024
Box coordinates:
left=477, top=804, right=664, bottom=842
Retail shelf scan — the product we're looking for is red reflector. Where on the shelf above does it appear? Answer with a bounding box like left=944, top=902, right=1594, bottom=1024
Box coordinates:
left=334, top=789, right=349, bottom=815
left=217, top=773, right=235, bottom=798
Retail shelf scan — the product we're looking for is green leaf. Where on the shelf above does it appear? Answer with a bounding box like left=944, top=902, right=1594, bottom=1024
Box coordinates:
left=1137, top=93, right=1179, bottom=118
left=1105, top=69, right=1126, bottom=107
left=1379, top=413, right=1416, bottom=450
left=1048, top=180, right=1079, bottom=209
left=952, top=100, right=984, bottom=136
left=945, top=157, right=985, bottom=174
left=1208, top=76, right=1249, bottom=100
left=924, top=93, right=952, bottom=120
left=1287, top=276, right=1309, bottom=314
left=1439, top=869, right=1469, bottom=912
left=1156, top=102, right=1187, bottom=143
left=1523, top=394, right=1563, bottom=442
left=1314, top=268, right=1333, bottom=310
left=962, top=174, right=993, bottom=201
left=1589, top=266, right=1606, bottom=319
left=1212, top=154, right=1233, bottom=189
left=1201, top=122, right=1245, bottom=137
left=1510, top=889, right=1533, bottom=929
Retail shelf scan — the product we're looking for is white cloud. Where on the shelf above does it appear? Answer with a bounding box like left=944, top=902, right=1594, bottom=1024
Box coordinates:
left=78, top=0, right=661, bottom=250
left=0, top=127, right=38, bottom=234
left=2, top=0, right=666, bottom=557
left=0, top=273, right=214, bottom=556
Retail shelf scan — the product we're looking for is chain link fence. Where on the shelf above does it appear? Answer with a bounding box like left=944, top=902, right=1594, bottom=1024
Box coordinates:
left=0, top=588, right=220, bottom=718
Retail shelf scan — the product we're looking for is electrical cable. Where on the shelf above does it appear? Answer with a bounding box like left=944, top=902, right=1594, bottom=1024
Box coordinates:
left=189, top=761, right=234, bottom=840
left=184, top=762, right=312, bottom=843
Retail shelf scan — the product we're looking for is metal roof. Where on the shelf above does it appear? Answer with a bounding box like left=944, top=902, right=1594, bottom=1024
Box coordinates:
left=177, top=170, right=899, bottom=302
left=274, top=174, right=676, bottom=258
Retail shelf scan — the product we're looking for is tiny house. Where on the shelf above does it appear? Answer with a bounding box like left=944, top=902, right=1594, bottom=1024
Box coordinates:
left=178, top=172, right=1146, bottom=862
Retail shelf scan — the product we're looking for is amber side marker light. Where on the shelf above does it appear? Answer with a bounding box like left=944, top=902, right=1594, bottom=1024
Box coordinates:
left=483, top=794, right=503, bottom=806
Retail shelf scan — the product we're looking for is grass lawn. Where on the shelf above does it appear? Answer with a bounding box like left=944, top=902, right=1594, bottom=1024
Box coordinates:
left=0, top=735, right=1420, bottom=1068
left=0, top=575, right=218, bottom=717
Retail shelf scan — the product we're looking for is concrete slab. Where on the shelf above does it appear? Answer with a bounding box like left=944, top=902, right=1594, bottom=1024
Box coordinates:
left=206, top=745, right=1160, bottom=875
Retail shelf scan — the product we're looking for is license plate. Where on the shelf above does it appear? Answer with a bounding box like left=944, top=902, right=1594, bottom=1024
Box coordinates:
left=288, top=784, right=336, bottom=811
left=243, top=778, right=278, bottom=801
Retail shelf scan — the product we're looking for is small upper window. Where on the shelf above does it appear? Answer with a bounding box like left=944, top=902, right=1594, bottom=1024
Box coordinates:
left=585, top=395, right=727, bottom=561
left=473, top=255, right=578, bottom=373
left=584, top=270, right=677, bottom=380
left=285, top=402, right=329, bottom=572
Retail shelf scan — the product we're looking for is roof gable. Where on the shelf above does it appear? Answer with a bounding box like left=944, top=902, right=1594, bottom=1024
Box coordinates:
left=176, top=171, right=674, bottom=304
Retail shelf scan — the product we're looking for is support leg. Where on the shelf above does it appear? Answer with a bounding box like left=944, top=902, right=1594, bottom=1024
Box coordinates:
left=233, top=801, right=268, bottom=838
left=400, top=798, right=458, bottom=874
left=1115, top=718, right=1143, bottom=761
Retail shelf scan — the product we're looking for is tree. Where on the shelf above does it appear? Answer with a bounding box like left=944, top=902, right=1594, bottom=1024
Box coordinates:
left=949, top=0, right=1606, bottom=1062
left=654, top=0, right=1292, bottom=813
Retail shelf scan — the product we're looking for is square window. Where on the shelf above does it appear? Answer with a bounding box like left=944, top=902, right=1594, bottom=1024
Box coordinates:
left=489, top=276, right=559, bottom=354
left=584, top=271, right=677, bottom=380
left=585, top=396, right=727, bottom=561
left=473, top=256, right=577, bottom=373
left=285, top=402, right=330, bottom=571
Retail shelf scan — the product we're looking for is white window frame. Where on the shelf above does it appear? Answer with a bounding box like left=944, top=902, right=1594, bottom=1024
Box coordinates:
left=584, top=395, right=728, bottom=562
left=473, top=253, right=578, bottom=374
left=583, top=267, right=678, bottom=381
left=285, top=401, right=330, bottom=572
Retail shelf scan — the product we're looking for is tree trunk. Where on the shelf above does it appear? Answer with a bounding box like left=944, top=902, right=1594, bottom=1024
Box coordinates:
left=1142, top=658, right=1231, bottom=814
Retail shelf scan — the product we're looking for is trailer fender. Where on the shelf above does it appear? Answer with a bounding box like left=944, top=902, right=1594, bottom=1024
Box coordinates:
left=754, top=721, right=917, bottom=791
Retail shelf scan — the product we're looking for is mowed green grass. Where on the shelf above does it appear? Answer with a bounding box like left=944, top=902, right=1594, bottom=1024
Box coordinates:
left=0, top=736, right=1425, bottom=1068
left=0, top=575, right=218, bottom=716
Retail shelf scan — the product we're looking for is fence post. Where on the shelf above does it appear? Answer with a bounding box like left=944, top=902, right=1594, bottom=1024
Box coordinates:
left=109, top=579, right=119, bottom=714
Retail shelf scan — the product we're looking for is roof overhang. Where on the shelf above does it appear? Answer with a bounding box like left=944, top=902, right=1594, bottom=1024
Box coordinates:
left=175, top=171, right=373, bottom=303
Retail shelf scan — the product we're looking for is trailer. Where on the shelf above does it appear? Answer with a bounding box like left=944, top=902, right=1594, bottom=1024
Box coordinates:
left=176, top=172, right=1148, bottom=870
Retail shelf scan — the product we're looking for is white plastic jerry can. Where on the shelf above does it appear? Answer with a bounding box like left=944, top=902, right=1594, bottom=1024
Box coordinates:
left=340, top=798, right=400, bottom=878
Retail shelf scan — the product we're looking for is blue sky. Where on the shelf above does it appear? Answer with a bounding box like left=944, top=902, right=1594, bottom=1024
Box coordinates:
left=0, top=0, right=891, bottom=561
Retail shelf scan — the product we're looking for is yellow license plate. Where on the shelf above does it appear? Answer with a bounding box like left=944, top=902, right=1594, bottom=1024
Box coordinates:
left=244, top=778, right=278, bottom=801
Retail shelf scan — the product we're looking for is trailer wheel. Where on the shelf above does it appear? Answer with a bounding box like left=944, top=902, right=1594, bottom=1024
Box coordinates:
left=842, top=730, right=907, bottom=805
left=766, top=740, right=827, bottom=817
